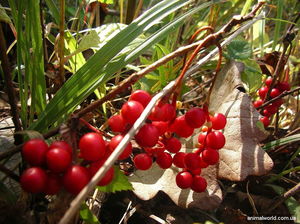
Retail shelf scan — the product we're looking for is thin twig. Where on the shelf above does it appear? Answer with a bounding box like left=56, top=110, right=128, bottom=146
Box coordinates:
left=0, top=23, right=22, bottom=132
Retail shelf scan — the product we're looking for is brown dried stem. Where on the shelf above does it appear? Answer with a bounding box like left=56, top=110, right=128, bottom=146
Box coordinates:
left=58, top=0, right=65, bottom=84
left=0, top=23, right=22, bottom=132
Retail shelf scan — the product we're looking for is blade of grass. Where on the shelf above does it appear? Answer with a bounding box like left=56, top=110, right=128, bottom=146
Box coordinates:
left=272, top=0, right=283, bottom=50
left=241, top=0, right=253, bottom=16
left=45, top=0, right=60, bottom=25
left=282, top=147, right=300, bottom=171
left=263, top=133, right=300, bottom=151
left=30, top=0, right=217, bottom=132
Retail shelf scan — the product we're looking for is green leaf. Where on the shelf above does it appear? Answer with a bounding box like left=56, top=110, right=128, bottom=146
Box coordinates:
left=80, top=204, right=100, bottom=224
left=241, top=59, right=262, bottom=93
left=226, top=39, right=251, bottom=60
left=44, top=0, right=60, bottom=25
left=30, top=0, right=219, bottom=132
left=263, top=134, right=300, bottom=151
left=97, top=166, right=133, bottom=193
left=265, top=184, right=300, bottom=223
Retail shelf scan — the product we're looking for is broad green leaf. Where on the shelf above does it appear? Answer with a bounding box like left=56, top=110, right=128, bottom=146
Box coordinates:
left=225, top=39, right=251, bottom=60
left=76, top=30, right=101, bottom=54
left=263, top=134, right=300, bottom=151
left=80, top=204, right=100, bottom=224
left=97, top=166, right=133, bottom=193
left=30, top=0, right=219, bottom=132
left=241, top=59, right=262, bottom=93
left=265, top=184, right=300, bottom=223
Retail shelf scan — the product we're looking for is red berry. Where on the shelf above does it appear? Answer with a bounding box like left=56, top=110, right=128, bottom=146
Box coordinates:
left=173, top=152, right=186, bottom=168
left=89, top=160, right=114, bottom=186
left=190, top=168, right=201, bottom=175
left=169, top=115, right=194, bottom=138
left=264, top=104, right=278, bottom=116
left=121, top=101, right=144, bottom=124
left=272, top=99, right=283, bottom=107
left=129, top=90, right=152, bottom=108
left=22, top=139, right=48, bottom=166
left=260, top=116, right=270, bottom=128
left=185, top=108, right=206, bottom=128
left=276, top=82, right=290, bottom=92
left=79, top=132, right=106, bottom=161
left=199, top=154, right=209, bottom=168
left=265, top=77, right=273, bottom=87
left=160, top=104, right=176, bottom=121
left=206, top=131, right=225, bottom=149
left=165, top=137, right=181, bottom=154
left=63, top=165, right=90, bottom=195
left=148, top=105, right=164, bottom=121
left=270, top=88, right=281, bottom=98
left=20, top=167, right=47, bottom=193
left=184, top=153, right=201, bottom=170
left=258, top=86, right=269, bottom=99
left=156, top=152, right=172, bottom=169
left=210, top=113, right=227, bottom=130
left=202, top=148, right=219, bottom=165
left=135, top=123, right=159, bottom=147
left=49, top=141, right=72, bottom=155
left=197, top=132, right=207, bottom=145
left=152, top=121, right=168, bottom=136
left=253, top=99, right=263, bottom=108
left=109, top=135, right=132, bottom=160
left=43, top=173, right=62, bottom=195
left=108, top=115, right=127, bottom=133
left=133, top=153, right=152, bottom=170
left=46, top=147, right=72, bottom=173
left=191, top=175, right=207, bottom=193
left=176, top=171, right=193, bottom=189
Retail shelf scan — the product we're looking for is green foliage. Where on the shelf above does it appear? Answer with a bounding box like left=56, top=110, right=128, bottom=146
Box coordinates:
left=80, top=203, right=101, bottom=224
left=29, top=0, right=217, bottom=132
left=225, top=39, right=251, bottom=60
left=97, top=166, right=133, bottom=193
left=263, top=134, right=300, bottom=151
left=0, top=4, right=12, bottom=23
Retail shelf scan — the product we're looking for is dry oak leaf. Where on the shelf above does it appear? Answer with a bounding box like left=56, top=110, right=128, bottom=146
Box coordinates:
left=128, top=60, right=273, bottom=210
left=209, top=60, right=274, bottom=181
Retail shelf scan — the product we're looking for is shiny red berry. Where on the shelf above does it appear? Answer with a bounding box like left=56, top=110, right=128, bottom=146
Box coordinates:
left=191, top=175, right=207, bottom=193
left=265, top=77, right=273, bottom=87
left=121, top=100, right=144, bottom=124
left=160, top=104, right=176, bottom=121
left=135, top=123, right=159, bottom=147
left=165, top=137, right=181, bottom=154
left=169, top=115, right=194, bottom=138
left=156, top=152, right=172, bottom=169
left=49, top=141, right=72, bottom=155
left=151, top=121, right=168, bottom=136
left=79, top=132, right=106, bottom=161
left=202, top=148, right=219, bottom=165
left=258, top=86, right=269, bottom=99
left=270, top=88, right=281, bottom=98
left=46, top=147, right=72, bottom=173
left=22, top=139, right=48, bottom=166
left=276, top=82, right=290, bottom=92
left=176, top=171, right=193, bottom=189
left=210, top=113, right=226, bottom=130
left=184, top=153, right=201, bottom=170
left=109, top=135, right=132, bottom=160
left=129, top=90, right=151, bottom=108
left=20, top=167, right=47, bottom=193
left=253, top=99, right=263, bottom=108
left=133, top=153, right=152, bottom=170
left=63, top=165, right=90, bottom=195
left=260, top=116, right=270, bottom=128
left=185, top=108, right=206, bottom=128
left=173, top=152, right=186, bottom=168
left=108, top=115, right=127, bottom=133
left=206, top=131, right=225, bottom=149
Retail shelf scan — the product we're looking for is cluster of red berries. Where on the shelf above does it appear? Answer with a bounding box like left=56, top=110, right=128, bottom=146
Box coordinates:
left=20, top=89, right=227, bottom=195
left=253, top=77, right=290, bottom=127
left=20, top=135, right=114, bottom=195
left=108, top=90, right=227, bottom=193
